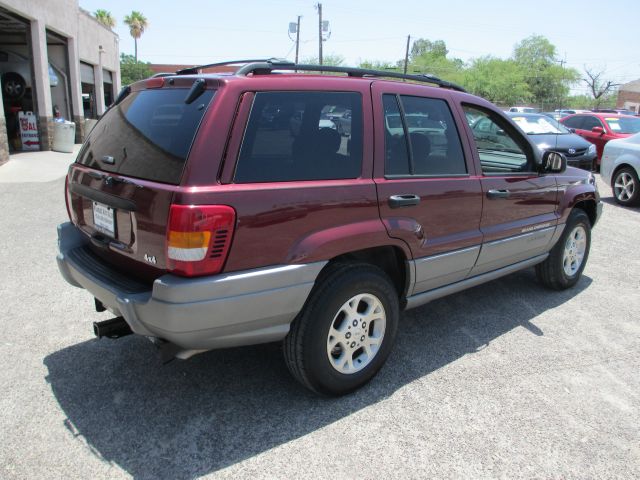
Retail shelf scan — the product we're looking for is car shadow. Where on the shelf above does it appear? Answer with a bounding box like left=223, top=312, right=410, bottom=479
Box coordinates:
left=601, top=195, right=640, bottom=213
left=44, top=269, right=592, bottom=479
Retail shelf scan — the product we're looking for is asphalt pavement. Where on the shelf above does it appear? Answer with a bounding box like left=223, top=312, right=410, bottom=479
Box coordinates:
left=0, top=151, right=638, bottom=479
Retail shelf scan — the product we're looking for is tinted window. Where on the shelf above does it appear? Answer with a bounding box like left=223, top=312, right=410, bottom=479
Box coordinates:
left=235, top=92, right=362, bottom=182
left=383, top=95, right=410, bottom=175
left=383, top=94, right=466, bottom=176
left=78, top=88, right=214, bottom=184
left=464, top=105, right=530, bottom=174
left=562, top=116, right=584, bottom=129
left=581, top=116, right=604, bottom=130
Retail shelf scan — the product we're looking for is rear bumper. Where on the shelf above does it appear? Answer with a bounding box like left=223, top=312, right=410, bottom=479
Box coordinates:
left=57, top=222, right=325, bottom=350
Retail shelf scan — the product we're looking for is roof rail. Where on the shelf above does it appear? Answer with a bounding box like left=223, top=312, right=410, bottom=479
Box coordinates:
left=175, top=58, right=292, bottom=75
left=235, top=60, right=467, bottom=92
left=176, top=58, right=466, bottom=92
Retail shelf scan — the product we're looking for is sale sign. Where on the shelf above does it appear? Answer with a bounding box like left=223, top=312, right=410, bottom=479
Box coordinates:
left=18, top=111, right=40, bottom=151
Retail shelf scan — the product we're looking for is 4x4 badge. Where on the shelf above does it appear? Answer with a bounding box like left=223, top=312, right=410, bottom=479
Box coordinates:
left=144, top=254, right=157, bottom=265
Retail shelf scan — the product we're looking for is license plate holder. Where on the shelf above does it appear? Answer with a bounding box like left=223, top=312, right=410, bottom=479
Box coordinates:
left=92, top=201, right=116, bottom=237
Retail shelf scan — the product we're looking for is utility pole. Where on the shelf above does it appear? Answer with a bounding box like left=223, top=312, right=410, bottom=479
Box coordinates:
left=317, top=3, right=323, bottom=65
left=295, top=15, right=301, bottom=64
left=403, top=35, right=411, bottom=76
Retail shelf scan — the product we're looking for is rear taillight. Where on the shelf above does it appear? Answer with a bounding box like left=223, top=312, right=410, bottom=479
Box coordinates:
left=166, top=205, right=235, bottom=277
left=64, top=174, right=72, bottom=221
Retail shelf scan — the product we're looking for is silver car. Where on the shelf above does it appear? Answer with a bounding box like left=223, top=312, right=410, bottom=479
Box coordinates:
left=601, top=132, right=640, bottom=206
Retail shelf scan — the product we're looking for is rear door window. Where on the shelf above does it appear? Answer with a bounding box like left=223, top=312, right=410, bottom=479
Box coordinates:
left=383, top=94, right=467, bottom=176
left=78, top=88, right=215, bottom=184
left=234, top=91, right=362, bottom=182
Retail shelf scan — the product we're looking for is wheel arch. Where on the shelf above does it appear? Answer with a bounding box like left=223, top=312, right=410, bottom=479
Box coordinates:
left=572, top=199, right=598, bottom=226
left=318, top=245, right=411, bottom=304
left=611, top=162, right=640, bottom=188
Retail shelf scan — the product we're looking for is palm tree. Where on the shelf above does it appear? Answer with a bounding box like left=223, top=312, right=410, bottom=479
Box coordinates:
left=123, top=11, right=149, bottom=62
left=94, top=9, right=116, bottom=29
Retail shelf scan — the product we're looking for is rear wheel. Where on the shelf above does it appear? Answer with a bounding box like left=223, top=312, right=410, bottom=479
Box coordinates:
left=283, top=263, right=399, bottom=396
left=612, top=167, right=640, bottom=207
left=536, top=209, right=591, bottom=290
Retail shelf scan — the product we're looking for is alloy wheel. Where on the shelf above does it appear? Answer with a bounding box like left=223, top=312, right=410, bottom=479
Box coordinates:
left=326, top=293, right=386, bottom=374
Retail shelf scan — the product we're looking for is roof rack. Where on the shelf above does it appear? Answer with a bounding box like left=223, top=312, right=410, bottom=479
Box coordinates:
left=175, top=58, right=289, bottom=75
left=176, top=58, right=466, bottom=92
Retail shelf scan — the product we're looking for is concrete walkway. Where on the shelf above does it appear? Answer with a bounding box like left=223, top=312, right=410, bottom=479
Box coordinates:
left=0, top=145, right=82, bottom=183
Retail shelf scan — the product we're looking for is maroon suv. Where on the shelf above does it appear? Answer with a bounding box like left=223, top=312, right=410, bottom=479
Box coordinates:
left=57, top=59, right=602, bottom=395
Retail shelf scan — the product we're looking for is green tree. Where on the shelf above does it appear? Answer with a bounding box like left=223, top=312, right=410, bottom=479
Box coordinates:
left=302, top=54, right=345, bottom=66
left=120, top=53, right=153, bottom=85
left=410, top=39, right=448, bottom=60
left=358, top=60, right=399, bottom=71
left=512, top=35, right=579, bottom=109
left=463, top=56, right=530, bottom=106
left=123, top=11, right=149, bottom=62
left=94, top=9, right=116, bottom=29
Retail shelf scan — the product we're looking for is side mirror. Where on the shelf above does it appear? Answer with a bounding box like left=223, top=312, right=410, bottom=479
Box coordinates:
left=541, top=151, right=567, bottom=173
left=592, top=126, right=605, bottom=135
left=568, top=127, right=576, bottom=133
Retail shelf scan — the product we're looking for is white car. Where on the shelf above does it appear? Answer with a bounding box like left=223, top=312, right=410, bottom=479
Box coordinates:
left=601, top=132, right=640, bottom=206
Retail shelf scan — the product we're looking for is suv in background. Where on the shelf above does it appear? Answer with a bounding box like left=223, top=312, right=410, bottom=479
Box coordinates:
left=57, top=59, right=602, bottom=395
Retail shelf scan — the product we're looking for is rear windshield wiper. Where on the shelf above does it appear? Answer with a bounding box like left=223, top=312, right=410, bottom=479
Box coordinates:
left=184, top=78, right=206, bottom=104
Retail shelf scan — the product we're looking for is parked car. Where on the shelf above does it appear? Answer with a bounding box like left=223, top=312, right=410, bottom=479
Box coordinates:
left=601, top=132, right=640, bottom=206
left=508, top=106, right=539, bottom=113
left=0, top=49, right=58, bottom=100
left=592, top=108, right=639, bottom=116
left=56, top=59, right=601, bottom=396
left=560, top=113, right=640, bottom=168
left=541, top=111, right=565, bottom=121
left=507, top=113, right=597, bottom=170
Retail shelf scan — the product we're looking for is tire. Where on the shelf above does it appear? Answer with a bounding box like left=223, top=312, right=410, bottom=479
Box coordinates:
left=535, top=209, right=591, bottom=290
left=1, top=72, right=27, bottom=100
left=283, top=263, right=399, bottom=396
left=612, top=167, right=640, bottom=207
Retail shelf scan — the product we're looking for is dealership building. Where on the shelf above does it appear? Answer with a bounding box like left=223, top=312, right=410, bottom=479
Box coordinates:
left=0, top=0, right=120, bottom=163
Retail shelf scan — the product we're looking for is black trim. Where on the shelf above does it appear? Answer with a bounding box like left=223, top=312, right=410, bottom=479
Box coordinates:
left=69, top=183, right=137, bottom=212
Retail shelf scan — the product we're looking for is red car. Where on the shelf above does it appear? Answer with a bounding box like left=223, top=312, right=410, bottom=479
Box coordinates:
left=560, top=113, right=640, bottom=167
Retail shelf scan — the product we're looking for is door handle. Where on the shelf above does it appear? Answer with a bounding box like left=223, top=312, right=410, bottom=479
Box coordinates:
left=388, top=194, right=421, bottom=208
left=486, top=189, right=510, bottom=199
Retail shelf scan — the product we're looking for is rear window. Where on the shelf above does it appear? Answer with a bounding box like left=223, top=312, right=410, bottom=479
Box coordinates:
left=77, top=88, right=214, bottom=184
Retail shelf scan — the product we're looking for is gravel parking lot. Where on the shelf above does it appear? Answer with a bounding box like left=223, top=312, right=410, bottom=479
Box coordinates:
left=0, top=155, right=638, bottom=479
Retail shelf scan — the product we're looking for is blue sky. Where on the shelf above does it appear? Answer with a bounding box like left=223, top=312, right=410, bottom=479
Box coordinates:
left=80, top=0, right=640, bottom=94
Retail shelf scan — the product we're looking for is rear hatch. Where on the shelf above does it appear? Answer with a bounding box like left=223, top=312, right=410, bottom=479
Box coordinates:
left=66, top=78, right=216, bottom=282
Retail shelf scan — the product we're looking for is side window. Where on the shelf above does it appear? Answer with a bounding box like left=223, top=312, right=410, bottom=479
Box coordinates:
left=383, top=94, right=467, bottom=176
left=235, top=91, right=362, bottom=182
left=562, top=116, right=584, bottom=129
left=463, top=105, right=530, bottom=174
left=581, top=116, right=604, bottom=130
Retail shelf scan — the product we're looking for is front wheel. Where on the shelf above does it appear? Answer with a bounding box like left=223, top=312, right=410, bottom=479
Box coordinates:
left=612, top=167, right=640, bottom=207
left=536, top=209, right=591, bottom=290
left=283, top=264, right=399, bottom=396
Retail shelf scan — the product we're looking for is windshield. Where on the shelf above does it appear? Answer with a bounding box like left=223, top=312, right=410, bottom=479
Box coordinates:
left=511, top=115, right=569, bottom=135
left=604, top=117, right=640, bottom=135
